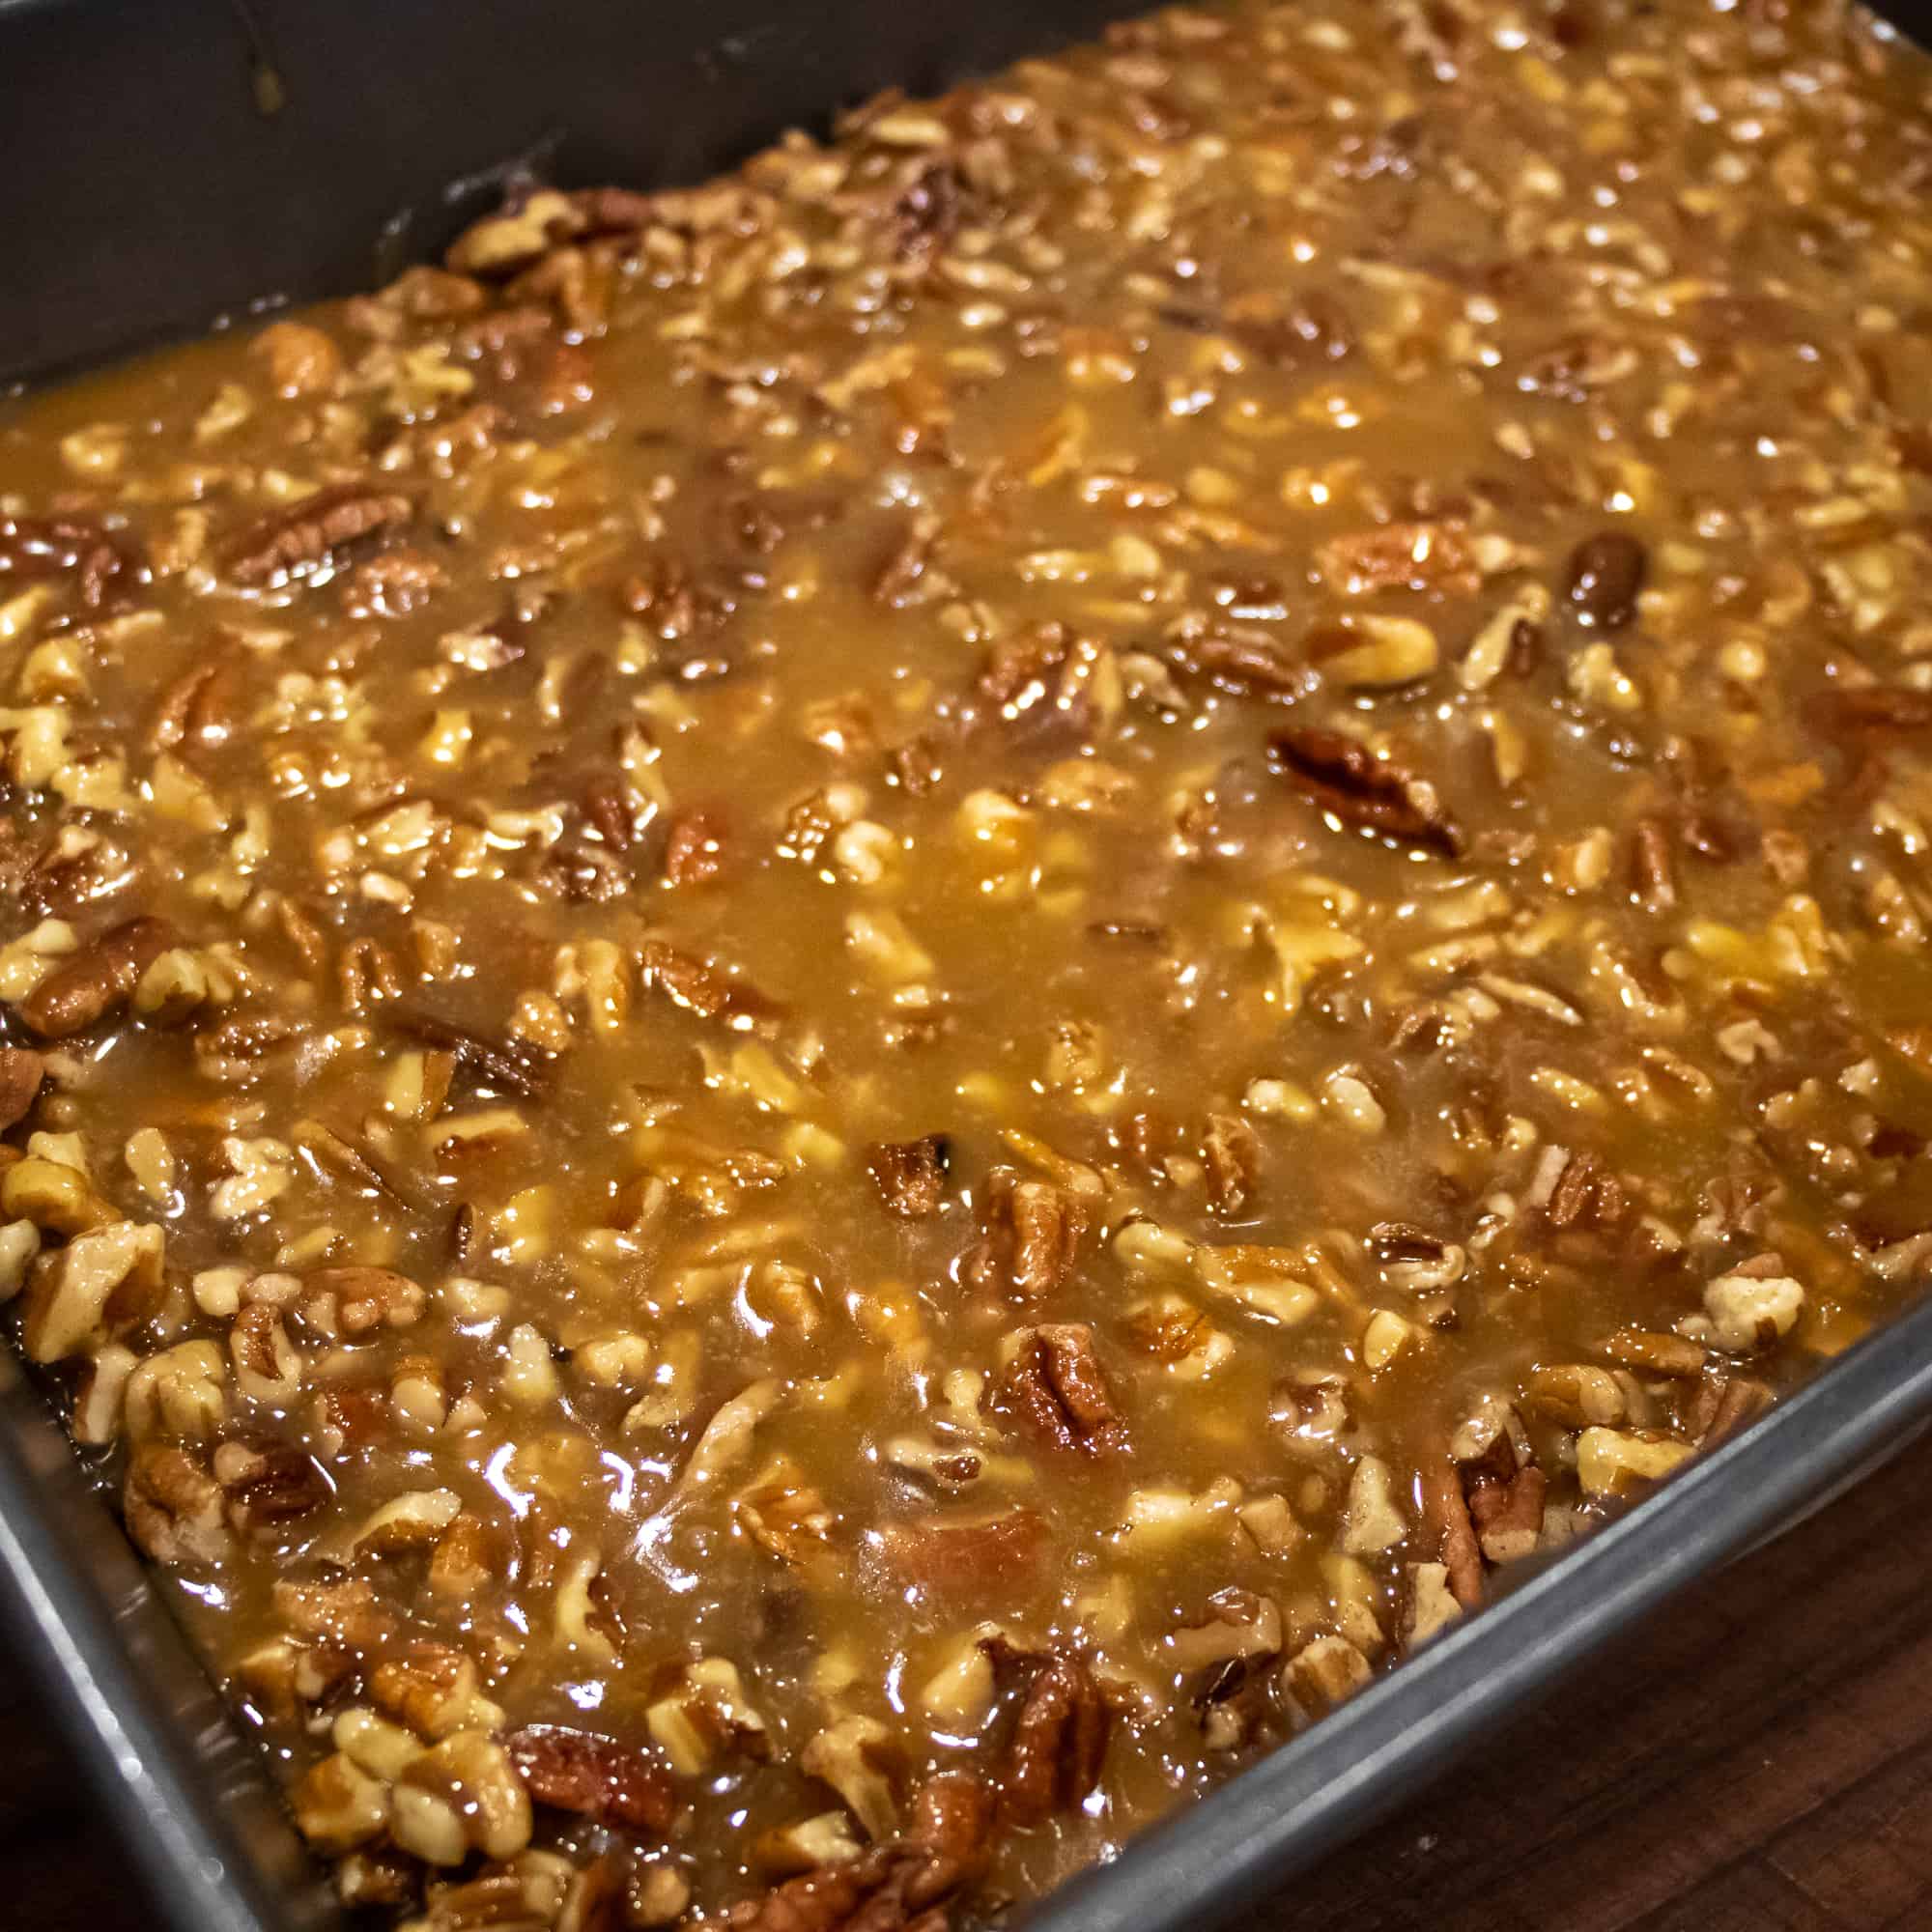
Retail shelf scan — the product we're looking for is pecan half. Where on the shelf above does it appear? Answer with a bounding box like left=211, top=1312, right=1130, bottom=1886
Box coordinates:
left=1265, top=726, right=1463, bottom=856
left=213, top=1437, right=332, bottom=1538
left=963, top=1169, right=1089, bottom=1301
left=993, top=1324, right=1127, bottom=1452
left=505, top=1722, right=677, bottom=1833
left=999, top=1653, right=1114, bottom=1827
left=223, top=482, right=413, bottom=586
left=867, top=1135, right=952, bottom=1219
left=16, top=915, right=180, bottom=1037
left=125, top=1442, right=233, bottom=1568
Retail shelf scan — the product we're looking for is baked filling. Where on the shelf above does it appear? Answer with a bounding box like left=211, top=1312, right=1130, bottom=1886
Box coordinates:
left=3, top=0, right=1931, bottom=1923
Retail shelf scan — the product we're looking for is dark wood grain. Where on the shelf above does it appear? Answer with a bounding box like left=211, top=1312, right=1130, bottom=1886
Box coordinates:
left=8, top=1434, right=1932, bottom=1929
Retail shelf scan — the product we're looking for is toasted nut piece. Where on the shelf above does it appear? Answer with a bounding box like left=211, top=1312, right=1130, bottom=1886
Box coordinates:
left=646, top=1657, right=771, bottom=1776
left=273, top=1575, right=398, bottom=1655
left=506, top=1722, right=676, bottom=1833
left=331, top=1849, right=419, bottom=1911
left=0, top=1153, right=112, bottom=1236
left=1310, top=613, right=1439, bottom=689
left=1701, top=1264, right=1805, bottom=1353
left=1603, top=1327, right=1708, bottom=1378
left=125, top=1337, right=228, bottom=1445
left=335, top=1706, right=424, bottom=1781
left=230, top=1301, right=304, bottom=1403
left=213, top=1437, right=331, bottom=1537
left=1525, top=1363, right=1628, bottom=1429
left=1341, top=1454, right=1408, bottom=1554
left=348, top=1488, right=464, bottom=1558
left=1576, top=1427, right=1695, bottom=1497
left=755, top=1810, right=865, bottom=1876
left=428, top=1512, right=495, bottom=1600
left=999, top=1653, right=1112, bottom=1827
left=251, top=320, right=343, bottom=397
left=628, top=1863, right=694, bottom=1928
left=235, top=1635, right=355, bottom=1725
left=15, top=916, right=179, bottom=1037
left=73, top=1341, right=138, bottom=1444
left=1166, top=1589, right=1283, bottom=1672
left=802, top=1716, right=900, bottom=1841
left=20, top=1219, right=164, bottom=1362
left=1281, top=1635, right=1374, bottom=1725
left=0, top=1220, right=40, bottom=1302
left=393, top=1731, right=533, bottom=1865
left=309, top=1264, right=427, bottom=1335
left=0, top=1048, right=45, bottom=1130
left=124, top=1442, right=233, bottom=1567
left=370, top=1642, right=503, bottom=1741
left=291, top=1750, right=389, bottom=1852
left=1405, top=1562, right=1463, bottom=1646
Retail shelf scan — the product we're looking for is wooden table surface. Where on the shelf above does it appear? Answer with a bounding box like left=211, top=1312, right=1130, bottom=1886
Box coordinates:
left=6, top=1433, right=1930, bottom=1931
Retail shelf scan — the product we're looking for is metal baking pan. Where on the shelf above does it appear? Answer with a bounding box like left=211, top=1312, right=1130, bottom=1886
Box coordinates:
left=4, top=1, right=1932, bottom=1927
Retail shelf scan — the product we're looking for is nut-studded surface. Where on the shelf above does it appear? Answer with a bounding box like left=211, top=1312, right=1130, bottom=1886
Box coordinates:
left=3, top=0, right=1932, bottom=1924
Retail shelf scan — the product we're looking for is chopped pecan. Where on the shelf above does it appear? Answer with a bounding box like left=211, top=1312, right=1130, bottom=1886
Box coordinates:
left=504, top=1723, right=677, bottom=1833
left=0, top=1048, right=45, bottom=1130
left=886, top=733, right=946, bottom=795
left=662, top=808, right=730, bottom=887
left=1691, top=1372, right=1774, bottom=1445
left=272, top=1576, right=398, bottom=1655
left=640, top=941, right=782, bottom=1036
left=1453, top=1422, right=1548, bottom=1566
left=16, top=915, right=179, bottom=1037
left=1317, top=521, right=1478, bottom=597
left=999, top=1653, right=1113, bottom=1827
left=0, top=511, right=132, bottom=608
left=307, top=1264, right=427, bottom=1336
left=398, top=1010, right=547, bottom=1100
left=872, top=511, right=945, bottom=608
left=890, top=160, right=963, bottom=268
left=1420, top=1461, right=1484, bottom=1609
left=993, top=1324, right=1127, bottom=1452
left=873, top=1510, right=1048, bottom=1600
left=1629, top=815, right=1676, bottom=911
left=1465, top=1461, right=1547, bottom=1564
left=979, top=624, right=1074, bottom=712
left=1265, top=726, right=1463, bottom=856
left=1200, top=1112, right=1259, bottom=1215
left=1160, top=615, right=1313, bottom=699
left=867, top=1135, right=952, bottom=1219
left=222, top=482, right=413, bottom=586
left=723, top=1772, right=986, bottom=1932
